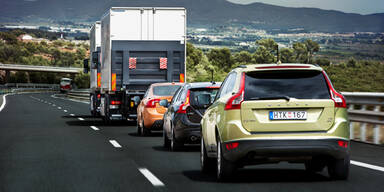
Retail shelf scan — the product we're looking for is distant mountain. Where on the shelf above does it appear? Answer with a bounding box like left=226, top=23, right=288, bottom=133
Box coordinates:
left=1, top=0, right=383, bottom=32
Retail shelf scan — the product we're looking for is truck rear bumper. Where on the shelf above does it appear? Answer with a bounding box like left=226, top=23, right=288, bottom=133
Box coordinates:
left=222, top=138, right=350, bottom=164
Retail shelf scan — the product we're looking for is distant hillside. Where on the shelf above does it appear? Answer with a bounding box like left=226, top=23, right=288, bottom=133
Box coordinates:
left=1, top=0, right=383, bottom=32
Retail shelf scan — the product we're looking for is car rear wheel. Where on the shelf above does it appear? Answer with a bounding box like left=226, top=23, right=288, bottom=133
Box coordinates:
left=328, top=154, right=350, bottom=180
left=141, top=120, right=151, bottom=136
left=171, top=127, right=182, bottom=151
left=137, top=120, right=142, bottom=135
left=163, top=128, right=170, bottom=148
left=217, top=139, right=236, bottom=181
left=201, top=137, right=215, bottom=173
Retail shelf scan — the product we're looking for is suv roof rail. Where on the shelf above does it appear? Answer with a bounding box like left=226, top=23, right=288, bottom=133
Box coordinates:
left=237, top=65, right=247, bottom=68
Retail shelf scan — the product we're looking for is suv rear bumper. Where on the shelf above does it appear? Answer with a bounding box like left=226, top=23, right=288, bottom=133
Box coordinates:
left=222, top=138, right=350, bottom=164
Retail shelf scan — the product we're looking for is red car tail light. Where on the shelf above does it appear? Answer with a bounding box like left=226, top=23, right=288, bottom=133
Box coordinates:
left=145, top=99, right=160, bottom=108
left=177, top=90, right=190, bottom=114
left=322, top=71, right=347, bottom=108
left=226, top=142, right=239, bottom=150
left=225, top=73, right=245, bottom=110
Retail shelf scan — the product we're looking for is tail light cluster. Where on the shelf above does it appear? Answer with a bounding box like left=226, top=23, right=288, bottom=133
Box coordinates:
left=225, top=73, right=245, bottom=110
left=177, top=90, right=190, bottom=114
left=110, top=100, right=121, bottom=105
left=322, top=71, right=347, bottom=108
left=226, top=142, right=239, bottom=150
left=145, top=99, right=160, bottom=108
left=338, top=140, right=349, bottom=148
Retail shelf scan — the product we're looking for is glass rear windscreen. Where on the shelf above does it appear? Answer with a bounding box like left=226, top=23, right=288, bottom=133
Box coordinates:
left=153, top=85, right=181, bottom=96
left=190, top=88, right=219, bottom=106
left=244, top=70, right=331, bottom=100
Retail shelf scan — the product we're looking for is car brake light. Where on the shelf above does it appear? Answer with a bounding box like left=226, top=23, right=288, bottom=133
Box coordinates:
left=110, top=100, right=121, bottom=105
left=225, top=73, right=245, bottom=110
left=322, top=71, right=347, bottom=108
left=177, top=90, right=190, bottom=113
left=226, top=142, right=239, bottom=150
left=256, top=65, right=310, bottom=69
left=97, top=94, right=101, bottom=99
left=338, top=140, right=348, bottom=148
left=145, top=99, right=160, bottom=108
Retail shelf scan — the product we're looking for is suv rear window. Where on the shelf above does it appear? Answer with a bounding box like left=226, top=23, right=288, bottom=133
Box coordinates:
left=244, top=70, right=330, bottom=100
left=153, top=85, right=181, bottom=96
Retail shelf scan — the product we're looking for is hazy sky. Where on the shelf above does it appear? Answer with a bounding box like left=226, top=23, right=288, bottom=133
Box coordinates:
left=228, top=0, right=384, bottom=14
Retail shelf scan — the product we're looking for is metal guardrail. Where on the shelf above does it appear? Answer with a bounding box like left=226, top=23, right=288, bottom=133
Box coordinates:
left=0, top=63, right=82, bottom=74
left=67, top=89, right=90, bottom=101
left=1, top=83, right=59, bottom=94
left=342, top=92, right=384, bottom=145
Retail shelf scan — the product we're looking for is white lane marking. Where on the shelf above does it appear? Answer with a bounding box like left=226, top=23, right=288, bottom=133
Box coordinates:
left=58, top=107, right=62, bottom=109
left=51, top=94, right=89, bottom=104
left=138, top=168, right=165, bottom=187
left=70, top=114, right=75, bottom=116
left=78, top=117, right=84, bottom=121
left=0, top=94, right=8, bottom=112
left=90, top=126, right=99, bottom=131
left=351, top=160, right=384, bottom=172
left=64, top=110, right=68, bottom=112
left=48, top=103, right=51, bottom=105
left=109, top=140, right=122, bottom=148
left=52, top=104, right=56, bottom=107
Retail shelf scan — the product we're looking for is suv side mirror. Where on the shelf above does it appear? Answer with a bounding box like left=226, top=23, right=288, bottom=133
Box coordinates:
left=159, top=99, right=169, bottom=107
left=83, top=59, right=89, bottom=74
left=196, top=93, right=211, bottom=108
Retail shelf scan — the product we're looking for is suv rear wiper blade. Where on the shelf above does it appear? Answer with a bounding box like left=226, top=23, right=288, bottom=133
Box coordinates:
left=249, top=95, right=291, bottom=101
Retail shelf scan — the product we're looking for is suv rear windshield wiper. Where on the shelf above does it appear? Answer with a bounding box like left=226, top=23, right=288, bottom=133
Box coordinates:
left=249, top=95, right=291, bottom=101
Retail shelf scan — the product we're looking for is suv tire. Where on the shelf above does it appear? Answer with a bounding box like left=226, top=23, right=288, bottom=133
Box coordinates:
left=217, top=139, right=236, bottom=181
left=328, top=154, right=350, bottom=180
left=201, top=137, right=215, bottom=173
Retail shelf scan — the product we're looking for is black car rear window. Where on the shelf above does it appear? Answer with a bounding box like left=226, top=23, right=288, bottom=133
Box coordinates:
left=190, top=88, right=219, bottom=106
left=153, top=85, right=181, bottom=96
left=244, top=70, right=331, bottom=100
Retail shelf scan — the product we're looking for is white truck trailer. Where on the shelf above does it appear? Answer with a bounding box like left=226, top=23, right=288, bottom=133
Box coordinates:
left=89, top=21, right=102, bottom=116
left=98, top=7, right=186, bottom=122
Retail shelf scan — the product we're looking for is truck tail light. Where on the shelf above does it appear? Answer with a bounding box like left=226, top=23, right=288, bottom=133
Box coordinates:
left=180, top=73, right=185, bottom=83
left=225, top=73, right=245, bottom=110
left=97, top=94, right=101, bottom=99
left=146, top=99, right=160, bottom=108
left=97, top=73, right=101, bottom=87
left=129, top=57, right=137, bottom=69
left=322, top=71, right=347, bottom=108
left=160, top=57, right=167, bottom=69
left=111, top=73, right=116, bottom=91
left=177, top=90, right=190, bottom=113
left=110, top=100, right=121, bottom=105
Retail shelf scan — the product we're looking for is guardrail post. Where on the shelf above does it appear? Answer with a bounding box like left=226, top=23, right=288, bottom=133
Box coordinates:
left=373, top=106, right=381, bottom=144
left=360, top=105, right=367, bottom=142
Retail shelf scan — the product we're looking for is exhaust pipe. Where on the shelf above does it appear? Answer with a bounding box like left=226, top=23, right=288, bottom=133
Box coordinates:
left=190, top=135, right=198, bottom=142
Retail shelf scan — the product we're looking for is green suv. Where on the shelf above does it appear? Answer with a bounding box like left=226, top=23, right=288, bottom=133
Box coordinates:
left=200, top=64, right=350, bottom=181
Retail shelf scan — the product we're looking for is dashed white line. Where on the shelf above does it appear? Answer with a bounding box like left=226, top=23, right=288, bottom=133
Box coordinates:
left=58, top=107, right=62, bottom=109
left=138, top=168, right=165, bottom=187
left=0, top=94, right=8, bottom=112
left=52, top=104, right=56, bottom=107
left=78, top=117, right=84, bottom=121
left=70, top=114, right=75, bottom=116
left=64, top=110, right=68, bottom=112
left=90, top=126, right=99, bottom=131
left=351, top=160, right=384, bottom=172
left=109, top=140, right=122, bottom=148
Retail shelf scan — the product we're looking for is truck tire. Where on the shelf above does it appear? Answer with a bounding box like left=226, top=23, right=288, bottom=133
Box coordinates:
left=328, top=154, right=350, bottom=180
left=90, top=94, right=97, bottom=117
left=103, top=94, right=111, bottom=124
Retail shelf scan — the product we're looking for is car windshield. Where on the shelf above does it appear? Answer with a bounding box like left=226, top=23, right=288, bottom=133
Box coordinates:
left=244, top=70, right=331, bottom=100
left=153, top=85, right=181, bottom=96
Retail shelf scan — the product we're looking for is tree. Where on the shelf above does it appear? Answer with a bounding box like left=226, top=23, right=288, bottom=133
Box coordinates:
left=253, top=46, right=275, bottom=64
left=315, top=58, right=331, bottom=66
left=207, top=48, right=234, bottom=71
left=293, top=42, right=308, bottom=63
left=234, top=51, right=253, bottom=65
left=280, top=48, right=295, bottom=63
left=256, top=39, right=278, bottom=53
left=304, top=39, right=320, bottom=63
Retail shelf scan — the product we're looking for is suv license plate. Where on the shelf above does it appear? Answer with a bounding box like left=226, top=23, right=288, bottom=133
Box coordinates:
left=269, top=111, right=307, bottom=120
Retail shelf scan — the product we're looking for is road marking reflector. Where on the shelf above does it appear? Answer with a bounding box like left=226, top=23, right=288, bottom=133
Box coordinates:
left=351, top=160, right=384, bottom=172
left=138, top=168, right=165, bottom=187
left=78, top=117, right=84, bottom=121
left=90, top=126, right=99, bottom=131
left=109, top=140, right=122, bottom=148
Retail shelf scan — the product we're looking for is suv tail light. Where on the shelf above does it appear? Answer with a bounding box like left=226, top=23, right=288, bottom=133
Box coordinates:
left=322, top=71, right=347, bottom=108
left=177, top=90, right=190, bottom=113
left=225, top=73, right=245, bottom=110
left=145, top=99, right=160, bottom=108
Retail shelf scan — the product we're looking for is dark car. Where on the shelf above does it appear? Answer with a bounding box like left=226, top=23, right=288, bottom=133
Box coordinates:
left=161, top=82, right=221, bottom=151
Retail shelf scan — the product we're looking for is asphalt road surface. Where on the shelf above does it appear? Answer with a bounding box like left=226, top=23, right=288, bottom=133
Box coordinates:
left=0, top=93, right=383, bottom=192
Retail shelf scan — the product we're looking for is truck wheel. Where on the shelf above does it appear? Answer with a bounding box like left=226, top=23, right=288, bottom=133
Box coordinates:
left=201, top=137, right=215, bottom=173
left=163, top=128, right=170, bottom=148
left=217, top=139, right=235, bottom=181
left=170, top=127, right=182, bottom=151
left=103, top=94, right=111, bottom=124
left=328, top=154, right=350, bottom=180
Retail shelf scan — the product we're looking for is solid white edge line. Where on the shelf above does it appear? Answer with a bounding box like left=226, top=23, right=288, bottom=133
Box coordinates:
left=138, top=168, right=165, bottom=187
left=109, top=140, right=122, bottom=148
left=0, top=94, right=8, bottom=112
left=351, top=160, right=384, bottom=172
left=90, top=126, right=99, bottom=131
left=78, top=117, right=84, bottom=121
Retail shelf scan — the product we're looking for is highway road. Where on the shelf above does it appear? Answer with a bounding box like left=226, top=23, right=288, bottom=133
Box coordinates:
left=0, top=93, right=383, bottom=192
